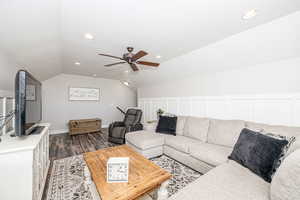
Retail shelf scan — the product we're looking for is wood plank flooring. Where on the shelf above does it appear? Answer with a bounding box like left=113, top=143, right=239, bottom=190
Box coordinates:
left=49, top=128, right=117, bottom=161
left=43, top=129, right=118, bottom=200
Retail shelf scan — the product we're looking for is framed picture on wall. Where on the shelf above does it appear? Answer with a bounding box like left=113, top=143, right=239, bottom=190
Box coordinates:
left=26, top=85, right=36, bottom=101
left=69, top=87, right=100, bottom=101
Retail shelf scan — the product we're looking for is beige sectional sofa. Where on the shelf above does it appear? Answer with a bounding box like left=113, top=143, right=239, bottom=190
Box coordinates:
left=125, top=116, right=300, bottom=200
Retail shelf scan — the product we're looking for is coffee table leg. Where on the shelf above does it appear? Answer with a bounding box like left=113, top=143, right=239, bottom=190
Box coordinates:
left=157, top=180, right=169, bottom=200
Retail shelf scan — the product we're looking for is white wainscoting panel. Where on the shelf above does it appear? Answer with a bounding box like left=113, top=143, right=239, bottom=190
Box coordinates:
left=138, top=94, right=300, bottom=127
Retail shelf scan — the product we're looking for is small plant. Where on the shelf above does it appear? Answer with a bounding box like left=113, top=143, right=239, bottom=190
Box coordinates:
left=156, top=108, right=164, bottom=119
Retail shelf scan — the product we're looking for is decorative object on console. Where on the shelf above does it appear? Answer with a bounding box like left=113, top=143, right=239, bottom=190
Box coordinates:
left=69, top=118, right=102, bottom=135
left=228, top=128, right=289, bottom=182
left=108, top=108, right=143, bottom=144
left=0, top=109, right=15, bottom=142
left=107, top=157, right=129, bottom=183
left=156, top=115, right=177, bottom=135
left=69, top=87, right=100, bottom=101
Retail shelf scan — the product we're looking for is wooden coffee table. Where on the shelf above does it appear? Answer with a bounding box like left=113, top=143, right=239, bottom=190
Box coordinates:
left=84, top=145, right=171, bottom=200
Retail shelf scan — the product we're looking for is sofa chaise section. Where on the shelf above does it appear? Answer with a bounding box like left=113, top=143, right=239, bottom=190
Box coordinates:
left=168, top=160, right=270, bottom=200
left=125, top=130, right=165, bottom=158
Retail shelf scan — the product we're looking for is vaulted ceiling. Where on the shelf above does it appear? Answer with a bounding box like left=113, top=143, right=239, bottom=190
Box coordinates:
left=0, top=0, right=300, bottom=86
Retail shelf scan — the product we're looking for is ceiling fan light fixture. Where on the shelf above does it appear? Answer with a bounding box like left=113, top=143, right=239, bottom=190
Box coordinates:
left=84, top=33, right=94, bottom=40
left=243, top=9, right=257, bottom=20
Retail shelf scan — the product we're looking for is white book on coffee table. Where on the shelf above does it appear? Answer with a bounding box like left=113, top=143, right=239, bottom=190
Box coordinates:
left=107, top=157, right=129, bottom=183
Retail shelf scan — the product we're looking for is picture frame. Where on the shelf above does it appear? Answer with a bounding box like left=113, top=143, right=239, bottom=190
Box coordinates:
left=69, top=87, right=100, bottom=101
left=26, top=85, right=36, bottom=101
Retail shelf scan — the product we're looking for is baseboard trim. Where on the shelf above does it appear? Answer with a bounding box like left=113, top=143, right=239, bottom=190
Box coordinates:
left=50, top=129, right=68, bottom=135
left=50, top=125, right=109, bottom=135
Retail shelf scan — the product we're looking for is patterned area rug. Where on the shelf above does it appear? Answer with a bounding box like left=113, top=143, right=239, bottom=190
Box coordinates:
left=46, top=155, right=201, bottom=200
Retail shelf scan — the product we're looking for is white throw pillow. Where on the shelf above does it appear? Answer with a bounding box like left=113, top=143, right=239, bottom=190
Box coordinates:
left=271, top=149, right=300, bottom=200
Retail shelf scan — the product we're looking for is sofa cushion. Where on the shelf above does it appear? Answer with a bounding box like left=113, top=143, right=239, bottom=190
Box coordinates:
left=246, top=121, right=300, bottom=138
left=165, top=135, right=200, bottom=154
left=246, top=121, right=300, bottom=155
left=176, top=116, right=187, bottom=136
left=207, top=119, right=245, bottom=147
left=168, top=161, right=270, bottom=200
left=125, top=131, right=164, bottom=150
left=183, top=117, right=210, bottom=142
left=190, top=143, right=232, bottom=166
left=271, top=149, right=300, bottom=200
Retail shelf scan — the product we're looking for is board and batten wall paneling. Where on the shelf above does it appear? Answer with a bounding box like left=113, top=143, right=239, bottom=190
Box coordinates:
left=138, top=94, right=300, bottom=127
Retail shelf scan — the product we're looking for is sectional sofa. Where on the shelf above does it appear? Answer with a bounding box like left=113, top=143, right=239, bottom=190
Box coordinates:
left=125, top=116, right=300, bottom=200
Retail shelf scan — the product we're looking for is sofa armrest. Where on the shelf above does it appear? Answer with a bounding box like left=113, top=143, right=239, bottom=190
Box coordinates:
left=143, top=121, right=158, bottom=132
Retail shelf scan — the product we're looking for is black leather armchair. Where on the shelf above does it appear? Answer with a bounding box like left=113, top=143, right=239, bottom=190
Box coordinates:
left=108, top=108, right=143, bottom=144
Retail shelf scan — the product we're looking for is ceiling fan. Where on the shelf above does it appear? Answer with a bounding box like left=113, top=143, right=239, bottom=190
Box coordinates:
left=98, top=47, right=160, bottom=71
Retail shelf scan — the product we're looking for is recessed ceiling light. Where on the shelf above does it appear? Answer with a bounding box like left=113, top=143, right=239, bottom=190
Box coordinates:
left=156, top=55, right=161, bottom=59
left=125, top=70, right=129, bottom=73
left=74, top=62, right=81, bottom=66
left=92, top=74, right=97, bottom=77
left=123, top=81, right=130, bottom=86
left=84, top=33, right=94, bottom=40
left=243, top=9, right=257, bottom=20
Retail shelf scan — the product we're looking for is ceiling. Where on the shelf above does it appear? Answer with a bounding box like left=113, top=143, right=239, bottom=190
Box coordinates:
left=0, top=0, right=300, bottom=86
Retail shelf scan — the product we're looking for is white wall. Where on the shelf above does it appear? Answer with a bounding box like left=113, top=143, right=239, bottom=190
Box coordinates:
left=42, top=74, right=137, bottom=132
left=138, top=57, right=300, bottom=98
left=134, top=11, right=300, bottom=86
left=0, top=90, right=13, bottom=97
left=139, top=94, right=300, bottom=127
left=137, top=11, right=300, bottom=127
left=0, top=51, right=19, bottom=91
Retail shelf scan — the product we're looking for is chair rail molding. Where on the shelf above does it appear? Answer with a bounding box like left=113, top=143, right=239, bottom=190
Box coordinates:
left=138, top=93, right=300, bottom=127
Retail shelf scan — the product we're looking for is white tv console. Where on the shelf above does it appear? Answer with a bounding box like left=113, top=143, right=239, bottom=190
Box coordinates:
left=0, top=123, right=50, bottom=200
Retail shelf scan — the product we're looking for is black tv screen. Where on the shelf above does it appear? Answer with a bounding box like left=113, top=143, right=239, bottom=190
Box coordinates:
left=15, top=70, right=42, bottom=136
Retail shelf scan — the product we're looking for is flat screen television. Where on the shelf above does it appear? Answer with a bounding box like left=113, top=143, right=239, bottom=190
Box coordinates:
left=15, top=70, right=42, bottom=136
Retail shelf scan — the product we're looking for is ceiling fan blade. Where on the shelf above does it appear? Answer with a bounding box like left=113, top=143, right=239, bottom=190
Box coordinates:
left=98, top=53, right=124, bottom=60
left=136, top=61, right=160, bottom=67
left=104, top=62, right=126, bottom=67
left=130, top=63, right=139, bottom=71
left=132, top=50, right=148, bottom=61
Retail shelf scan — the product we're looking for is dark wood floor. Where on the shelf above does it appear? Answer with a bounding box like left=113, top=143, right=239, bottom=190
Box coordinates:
left=42, top=129, right=118, bottom=200
left=49, top=128, right=117, bottom=161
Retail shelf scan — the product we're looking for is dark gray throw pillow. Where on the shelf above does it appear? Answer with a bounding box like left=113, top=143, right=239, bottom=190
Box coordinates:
left=228, top=128, right=288, bottom=183
left=156, top=116, right=177, bottom=135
